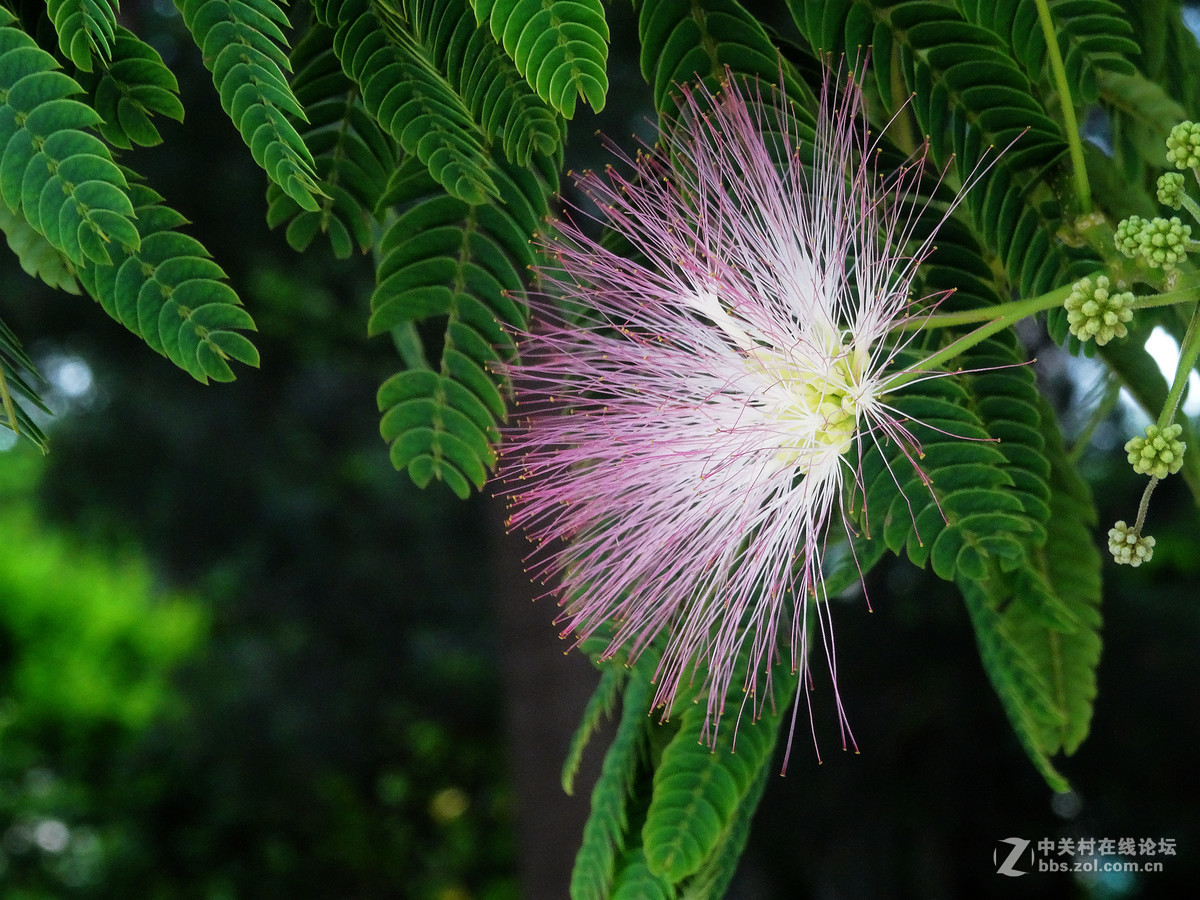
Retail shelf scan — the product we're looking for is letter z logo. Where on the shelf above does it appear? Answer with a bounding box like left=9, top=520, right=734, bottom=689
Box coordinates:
left=994, top=837, right=1031, bottom=876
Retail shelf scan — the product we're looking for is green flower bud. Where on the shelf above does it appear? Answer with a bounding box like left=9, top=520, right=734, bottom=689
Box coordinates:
left=1157, top=172, right=1186, bottom=209
left=1114, top=216, right=1192, bottom=269
left=1108, top=520, right=1156, bottom=567
left=1114, top=215, right=1147, bottom=258
left=1125, top=423, right=1186, bottom=478
left=1166, top=121, right=1200, bottom=170
left=1064, top=275, right=1135, bottom=345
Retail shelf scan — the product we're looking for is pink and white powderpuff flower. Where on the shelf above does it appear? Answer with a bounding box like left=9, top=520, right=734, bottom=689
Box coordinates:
left=502, top=69, right=963, bottom=755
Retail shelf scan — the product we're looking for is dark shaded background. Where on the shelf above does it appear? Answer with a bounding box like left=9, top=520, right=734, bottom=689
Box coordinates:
left=1, top=2, right=1197, bottom=898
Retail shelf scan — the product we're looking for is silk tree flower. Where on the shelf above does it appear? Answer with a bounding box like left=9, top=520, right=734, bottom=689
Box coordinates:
left=502, top=70, right=963, bottom=754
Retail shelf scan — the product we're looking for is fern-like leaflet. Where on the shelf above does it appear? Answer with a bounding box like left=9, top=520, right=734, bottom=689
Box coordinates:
left=372, top=157, right=539, bottom=497
left=0, top=315, right=50, bottom=451
left=470, top=0, right=609, bottom=118
left=267, top=22, right=397, bottom=258
left=174, top=0, right=325, bottom=212
left=314, top=0, right=500, bottom=204
left=77, top=179, right=260, bottom=383
left=0, top=9, right=138, bottom=267
left=405, top=0, right=563, bottom=166
left=47, top=0, right=118, bottom=71
left=77, top=26, right=186, bottom=150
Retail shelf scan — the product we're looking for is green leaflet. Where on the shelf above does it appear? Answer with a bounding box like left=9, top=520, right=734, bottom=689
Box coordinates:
left=405, top=0, right=563, bottom=167
left=266, top=23, right=397, bottom=258
left=47, top=0, right=119, bottom=71
left=569, top=646, right=783, bottom=900
left=76, top=181, right=260, bottom=384
left=1098, top=68, right=1187, bottom=189
left=957, top=440, right=1101, bottom=794
left=0, top=21, right=138, bottom=267
left=677, top=747, right=772, bottom=900
left=0, top=196, right=79, bottom=293
left=789, top=0, right=1097, bottom=306
left=471, top=0, right=609, bottom=118
left=860, top=328, right=1102, bottom=790
left=960, top=574, right=1070, bottom=792
left=1127, top=0, right=1200, bottom=121
left=957, top=0, right=1138, bottom=105
left=641, top=693, right=782, bottom=883
left=313, top=0, right=499, bottom=205
left=0, top=316, right=50, bottom=452
left=1031, top=395, right=1102, bottom=757
left=571, top=660, right=659, bottom=900
left=962, top=339, right=1053, bottom=549
left=858, top=373, right=1029, bottom=579
left=636, top=0, right=801, bottom=113
left=372, top=157, right=541, bottom=497
left=563, top=664, right=630, bottom=796
left=610, top=847, right=675, bottom=900
left=77, top=26, right=186, bottom=150
left=174, top=0, right=324, bottom=211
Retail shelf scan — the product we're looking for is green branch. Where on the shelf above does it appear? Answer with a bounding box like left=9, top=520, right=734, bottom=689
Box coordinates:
left=1035, top=0, right=1092, bottom=213
left=1158, top=298, right=1200, bottom=429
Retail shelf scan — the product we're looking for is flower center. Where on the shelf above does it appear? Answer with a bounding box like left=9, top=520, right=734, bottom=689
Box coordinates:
left=752, top=327, right=868, bottom=473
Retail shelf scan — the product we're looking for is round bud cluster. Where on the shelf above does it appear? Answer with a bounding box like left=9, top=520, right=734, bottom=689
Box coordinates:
left=1114, top=215, right=1147, bottom=257
left=1166, top=121, right=1200, bottom=170
left=1108, top=521, right=1156, bottom=567
left=1125, top=422, right=1186, bottom=478
left=1064, top=275, right=1135, bottom=345
left=1157, top=172, right=1186, bottom=209
left=1113, top=215, right=1192, bottom=269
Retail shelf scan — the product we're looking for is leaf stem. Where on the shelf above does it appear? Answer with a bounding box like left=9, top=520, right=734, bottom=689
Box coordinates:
left=892, top=277, right=1088, bottom=333
left=392, top=322, right=431, bottom=370
left=1034, top=0, right=1092, bottom=213
left=885, top=281, right=1087, bottom=390
left=1134, top=476, right=1159, bottom=534
left=1157, top=295, right=1200, bottom=429
left=0, top=361, right=18, bottom=437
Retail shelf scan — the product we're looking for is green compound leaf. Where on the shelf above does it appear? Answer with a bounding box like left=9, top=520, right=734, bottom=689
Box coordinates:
left=959, top=0, right=1138, bottom=106
left=0, top=27, right=138, bottom=268
left=314, top=0, right=500, bottom=205
left=610, top=847, right=675, bottom=900
left=677, top=745, right=772, bottom=900
left=563, top=663, right=629, bottom=796
left=790, top=0, right=1098, bottom=317
left=637, top=0, right=805, bottom=113
left=960, top=573, right=1069, bottom=792
left=266, top=22, right=397, bottom=258
left=470, top=0, right=609, bottom=118
left=641, top=667, right=788, bottom=883
left=47, top=0, right=119, bottom=72
left=1032, top=398, right=1102, bottom=757
left=0, top=316, right=51, bottom=452
left=1098, top=69, right=1186, bottom=187
left=864, top=331, right=1100, bottom=790
left=858, top=374, right=1030, bottom=580
left=0, top=198, right=79, bottom=294
left=571, top=658, right=659, bottom=900
left=955, top=405, right=1102, bottom=794
left=77, top=26, right=186, bottom=150
left=76, top=180, right=259, bottom=383
left=373, top=157, right=542, bottom=497
left=406, top=0, right=563, bottom=167
left=175, top=0, right=324, bottom=211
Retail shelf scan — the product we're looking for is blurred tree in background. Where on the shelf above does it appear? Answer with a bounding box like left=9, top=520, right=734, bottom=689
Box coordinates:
left=2, top=2, right=1200, bottom=899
